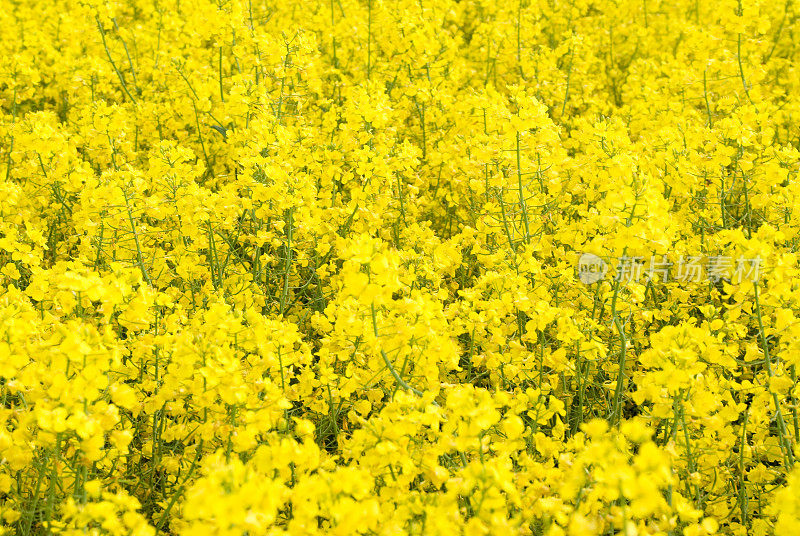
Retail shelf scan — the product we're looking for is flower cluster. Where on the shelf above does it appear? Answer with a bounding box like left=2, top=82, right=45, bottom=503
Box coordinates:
left=2, top=0, right=800, bottom=534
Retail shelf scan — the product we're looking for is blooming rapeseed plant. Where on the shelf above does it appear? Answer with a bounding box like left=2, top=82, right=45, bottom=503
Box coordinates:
left=2, top=0, right=800, bottom=534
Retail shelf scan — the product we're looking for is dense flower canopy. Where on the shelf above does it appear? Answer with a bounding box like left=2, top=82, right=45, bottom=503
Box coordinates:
left=2, top=0, right=800, bottom=534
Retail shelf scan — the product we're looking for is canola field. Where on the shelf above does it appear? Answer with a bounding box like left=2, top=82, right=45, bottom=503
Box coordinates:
left=2, top=0, right=800, bottom=534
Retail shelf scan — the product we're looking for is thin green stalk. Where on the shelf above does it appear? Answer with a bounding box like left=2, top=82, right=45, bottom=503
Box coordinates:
left=370, top=303, right=423, bottom=397
left=96, top=17, right=138, bottom=104
left=123, top=190, right=152, bottom=286
left=219, top=46, right=225, bottom=102
left=112, top=18, right=140, bottom=96
left=753, top=282, right=794, bottom=468
left=735, top=1, right=755, bottom=107
left=561, top=45, right=574, bottom=116
left=516, top=132, right=531, bottom=243
left=154, top=440, right=204, bottom=534
left=738, top=407, right=749, bottom=527
left=703, top=68, right=713, bottom=128
left=279, top=208, right=294, bottom=316
left=367, top=0, right=372, bottom=79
